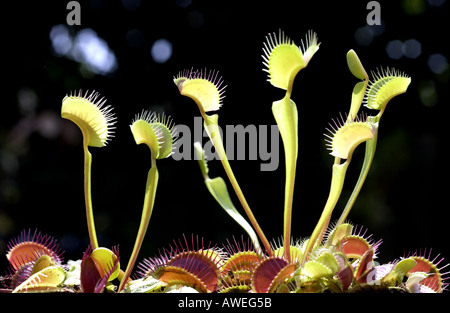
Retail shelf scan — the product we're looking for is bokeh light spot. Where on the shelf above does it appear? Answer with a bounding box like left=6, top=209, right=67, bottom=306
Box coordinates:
left=402, top=39, right=422, bottom=59
left=49, top=24, right=72, bottom=56
left=151, top=38, right=173, bottom=64
left=49, top=25, right=118, bottom=76
left=386, top=40, right=404, bottom=60
left=355, top=26, right=374, bottom=46
left=427, top=53, right=448, bottom=74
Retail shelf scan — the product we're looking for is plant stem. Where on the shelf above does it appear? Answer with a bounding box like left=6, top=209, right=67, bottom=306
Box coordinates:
left=119, top=157, right=159, bottom=292
left=273, top=92, right=298, bottom=262
left=203, top=114, right=273, bottom=256
left=303, top=159, right=350, bottom=261
left=336, top=132, right=378, bottom=226
left=83, top=144, right=98, bottom=250
left=336, top=112, right=382, bottom=227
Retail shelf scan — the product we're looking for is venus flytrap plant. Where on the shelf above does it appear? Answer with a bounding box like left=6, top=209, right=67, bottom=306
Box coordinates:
left=168, top=29, right=448, bottom=293
left=303, top=115, right=377, bottom=260
left=174, top=69, right=273, bottom=256
left=336, top=65, right=411, bottom=226
left=166, top=30, right=447, bottom=294
left=61, top=90, right=116, bottom=249
left=3, top=28, right=448, bottom=294
left=301, top=49, right=410, bottom=259
left=118, top=110, right=177, bottom=292
left=303, top=53, right=410, bottom=259
left=262, top=30, right=319, bottom=261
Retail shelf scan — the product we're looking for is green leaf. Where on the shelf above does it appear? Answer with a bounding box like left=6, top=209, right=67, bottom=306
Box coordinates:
left=205, top=176, right=261, bottom=252
left=346, top=50, right=368, bottom=120
left=347, top=50, right=367, bottom=80
left=394, top=258, right=417, bottom=275
left=276, top=283, right=291, bottom=293
left=304, top=162, right=350, bottom=258
left=91, top=247, right=120, bottom=282
left=31, top=255, right=54, bottom=275
left=272, top=96, right=298, bottom=164
left=348, top=81, right=367, bottom=120
left=13, top=266, right=66, bottom=293
left=315, top=250, right=339, bottom=274
left=272, top=95, right=298, bottom=258
left=205, top=177, right=235, bottom=212
left=326, top=223, right=353, bottom=246
left=302, top=260, right=334, bottom=279
left=382, top=258, right=417, bottom=286
left=194, top=141, right=209, bottom=178
left=119, top=164, right=159, bottom=292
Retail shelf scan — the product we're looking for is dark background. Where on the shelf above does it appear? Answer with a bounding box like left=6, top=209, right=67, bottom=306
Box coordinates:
left=1, top=0, right=449, bottom=281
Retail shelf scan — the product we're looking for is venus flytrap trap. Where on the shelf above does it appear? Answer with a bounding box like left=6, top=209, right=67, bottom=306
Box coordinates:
left=80, top=246, right=120, bottom=293
left=5, top=230, right=66, bottom=293
left=2, top=28, right=448, bottom=294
